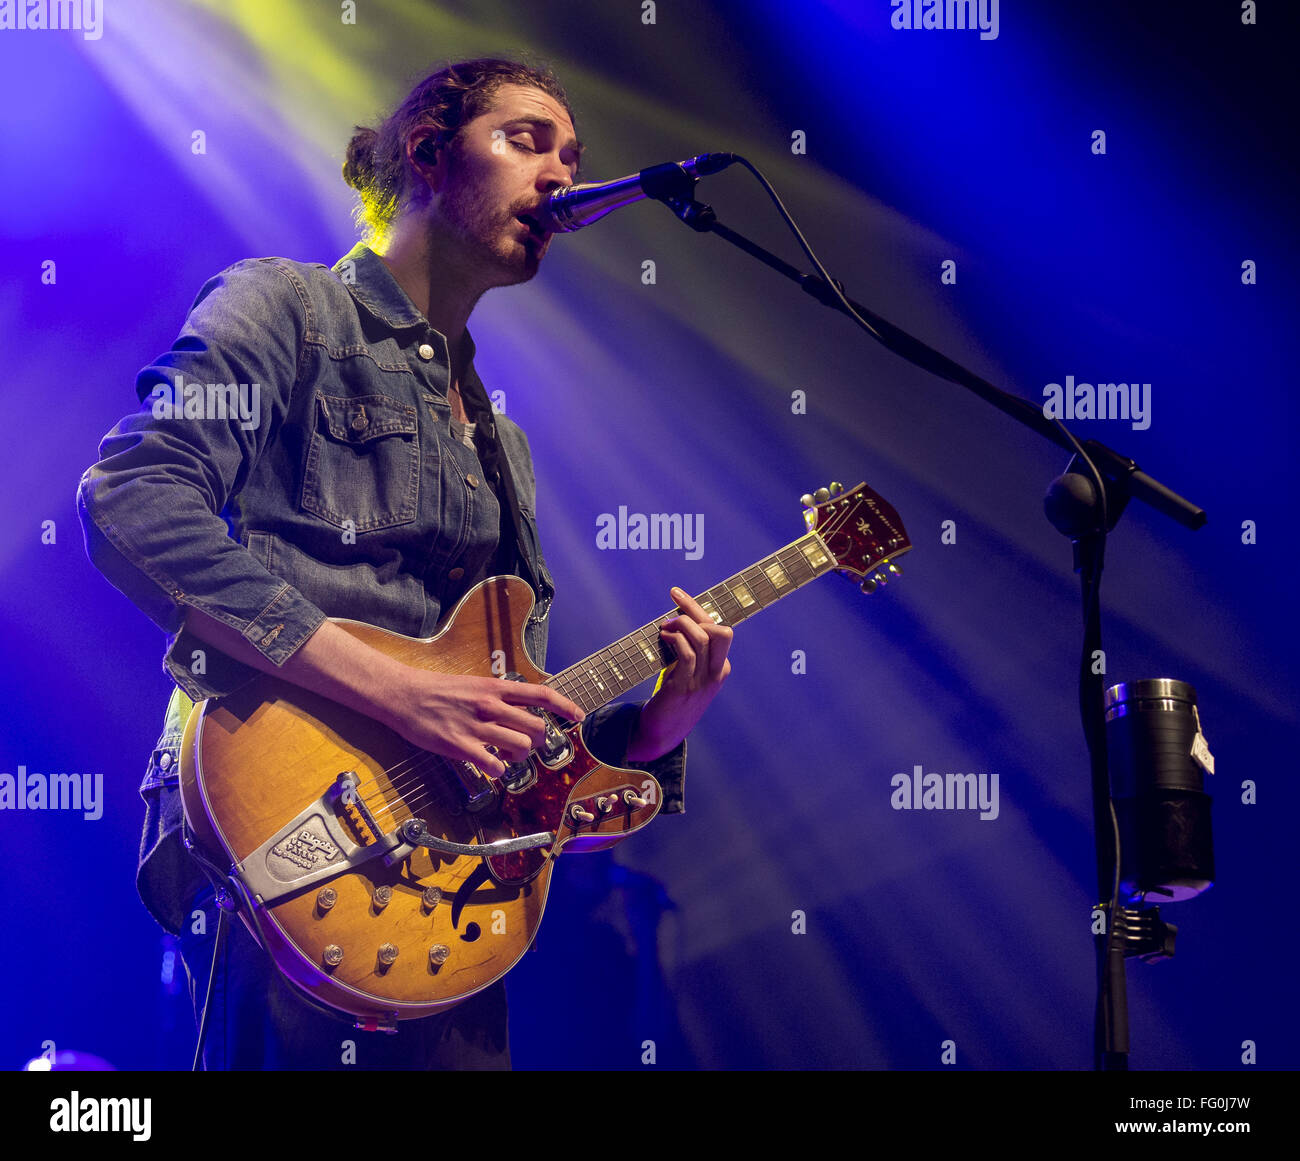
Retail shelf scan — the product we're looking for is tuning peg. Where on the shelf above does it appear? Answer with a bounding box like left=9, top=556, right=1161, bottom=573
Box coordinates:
left=800, top=493, right=815, bottom=507
left=829, top=481, right=843, bottom=495
left=860, top=577, right=878, bottom=594
left=814, top=487, right=831, bottom=503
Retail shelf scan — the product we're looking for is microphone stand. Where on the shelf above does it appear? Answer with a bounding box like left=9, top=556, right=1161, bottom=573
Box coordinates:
left=647, top=169, right=1207, bottom=1071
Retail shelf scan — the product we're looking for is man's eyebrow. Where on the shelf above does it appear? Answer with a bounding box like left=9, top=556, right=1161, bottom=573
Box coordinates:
left=503, top=116, right=584, bottom=158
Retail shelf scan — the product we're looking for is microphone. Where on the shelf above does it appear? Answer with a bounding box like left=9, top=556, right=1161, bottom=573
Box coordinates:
left=542, top=152, right=736, bottom=233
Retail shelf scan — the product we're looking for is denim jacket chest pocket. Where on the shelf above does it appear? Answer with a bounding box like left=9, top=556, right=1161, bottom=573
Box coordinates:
left=301, top=392, right=421, bottom=532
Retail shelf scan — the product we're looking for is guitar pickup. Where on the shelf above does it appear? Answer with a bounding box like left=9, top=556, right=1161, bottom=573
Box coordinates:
left=503, top=671, right=574, bottom=772
left=501, top=758, right=536, bottom=794
left=500, top=715, right=570, bottom=794
left=534, top=712, right=573, bottom=769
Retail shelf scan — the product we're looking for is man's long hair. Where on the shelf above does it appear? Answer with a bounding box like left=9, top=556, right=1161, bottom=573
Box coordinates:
left=342, top=58, right=576, bottom=246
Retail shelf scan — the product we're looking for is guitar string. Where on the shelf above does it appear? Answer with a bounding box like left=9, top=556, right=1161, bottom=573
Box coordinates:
left=335, top=506, right=871, bottom=827
left=342, top=520, right=862, bottom=823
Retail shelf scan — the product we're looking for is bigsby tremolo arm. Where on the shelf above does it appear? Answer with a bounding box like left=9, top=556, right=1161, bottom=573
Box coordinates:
left=399, top=816, right=555, bottom=857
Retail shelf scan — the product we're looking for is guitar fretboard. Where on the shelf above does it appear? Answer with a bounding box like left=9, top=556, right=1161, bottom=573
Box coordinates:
left=548, top=531, right=836, bottom=714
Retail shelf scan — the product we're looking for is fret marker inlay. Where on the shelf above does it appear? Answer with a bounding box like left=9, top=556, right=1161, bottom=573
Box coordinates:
left=801, top=542, right=830, bottom=568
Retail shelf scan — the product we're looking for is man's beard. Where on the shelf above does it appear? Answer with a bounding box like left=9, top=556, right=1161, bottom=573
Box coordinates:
left=436, top=177, right=540, bottom=287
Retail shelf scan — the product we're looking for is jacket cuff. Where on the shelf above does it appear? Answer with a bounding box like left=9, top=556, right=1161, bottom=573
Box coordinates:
left=581, top=701, right=686, bottom=815
left=162, top=584, right=327, bottom=702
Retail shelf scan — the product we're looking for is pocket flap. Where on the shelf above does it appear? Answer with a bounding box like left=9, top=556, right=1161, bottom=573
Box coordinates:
left=318, top=393, right=418, bottom=443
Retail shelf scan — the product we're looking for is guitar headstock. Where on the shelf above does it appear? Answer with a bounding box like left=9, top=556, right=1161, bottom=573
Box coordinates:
left=801, top=481, right=912, bottom=593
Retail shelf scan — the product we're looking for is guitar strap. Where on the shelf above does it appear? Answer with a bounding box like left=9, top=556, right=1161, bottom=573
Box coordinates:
left=461, top=365, right=545, bottom=599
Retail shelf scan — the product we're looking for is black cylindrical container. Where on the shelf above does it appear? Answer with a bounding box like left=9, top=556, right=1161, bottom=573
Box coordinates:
left=1105, top=678, right=1215, bottom=902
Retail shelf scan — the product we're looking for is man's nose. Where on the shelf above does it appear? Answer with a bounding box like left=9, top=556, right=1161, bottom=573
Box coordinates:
left=538, top=155, right=574, bottom=193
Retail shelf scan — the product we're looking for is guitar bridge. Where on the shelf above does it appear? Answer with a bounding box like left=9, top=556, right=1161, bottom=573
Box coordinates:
left=338, top=770, right=384, bottom=841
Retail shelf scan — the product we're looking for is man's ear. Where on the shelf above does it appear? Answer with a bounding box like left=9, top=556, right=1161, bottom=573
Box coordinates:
left=408, top=134, right=444, bottom=200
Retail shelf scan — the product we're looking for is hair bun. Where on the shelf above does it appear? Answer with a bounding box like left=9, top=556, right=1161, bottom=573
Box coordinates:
left=342, top=126, right=379, bottom=190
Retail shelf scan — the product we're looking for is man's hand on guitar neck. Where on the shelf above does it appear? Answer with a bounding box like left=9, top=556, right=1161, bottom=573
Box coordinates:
left=626, top=587, right=733, bottom=762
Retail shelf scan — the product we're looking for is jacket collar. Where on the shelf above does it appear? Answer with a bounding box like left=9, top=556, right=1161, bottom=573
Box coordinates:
left=334, top=241, right=485, bottom=405
left=334, top=242, right=472, bottom=346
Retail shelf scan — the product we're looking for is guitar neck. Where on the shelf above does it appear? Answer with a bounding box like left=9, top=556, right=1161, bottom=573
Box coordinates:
left=548, top=530, right=836, bottom=714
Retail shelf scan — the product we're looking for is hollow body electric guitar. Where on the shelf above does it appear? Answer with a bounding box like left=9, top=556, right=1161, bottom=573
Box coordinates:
left=180, top=481, right=911, bottom=1027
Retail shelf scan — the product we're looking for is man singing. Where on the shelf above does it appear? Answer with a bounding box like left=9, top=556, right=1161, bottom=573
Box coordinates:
left=78, top=58, right=731, bottom=1069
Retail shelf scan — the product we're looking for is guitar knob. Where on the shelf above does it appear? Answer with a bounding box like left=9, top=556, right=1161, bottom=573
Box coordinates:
left=570, top=803, right=596, bottom=824
left=623, top=790, right=649, bottom=808
left=860, top=577, right=878, bottom=594
left=421, top=886, right=443, bottom=911
left=800, top=493, right=815, bottom=508
left=814, top=487, right=831, bottom=503
left=429, top=945, right=451, bottom=966
left=872, top=571, right=887, bottom=586
left=323, top=944, right=344, bottom=967
left=377, top=943, right=399, bottom=966
left=887, top=562, right=903, bottom=577
left=829, top=481, right=843, bottom=495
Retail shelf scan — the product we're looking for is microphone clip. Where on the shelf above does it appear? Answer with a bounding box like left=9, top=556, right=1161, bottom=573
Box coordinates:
left=639, top=159, right=723, bottom=232
left=662, top=196, right=717, bottom=232
left=637, top=161, right=700, bottom=205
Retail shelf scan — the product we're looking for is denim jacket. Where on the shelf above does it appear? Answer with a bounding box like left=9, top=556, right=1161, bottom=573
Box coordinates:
left=77, top=243, right=685, bottom=933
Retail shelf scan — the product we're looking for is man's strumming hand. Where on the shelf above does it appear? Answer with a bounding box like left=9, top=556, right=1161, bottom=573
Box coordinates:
left=378, top=669, right=585, bottom=780
left=182, top=609, right=583, bottom=780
